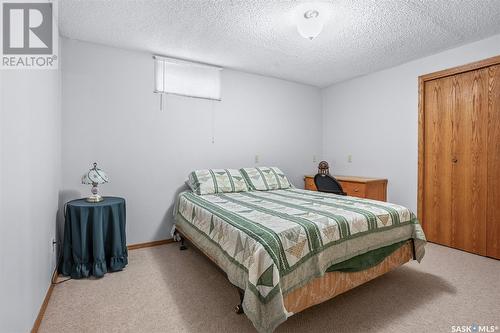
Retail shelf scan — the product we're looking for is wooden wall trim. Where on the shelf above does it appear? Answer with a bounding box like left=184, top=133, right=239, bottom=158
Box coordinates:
left=127, top=238, right=174, bottom=250
left=31, top=283, right=54, bottom=333
left=31, top=266, right=59, bottom=333
left=417, top=54, right=500, bottom=224
left=419, top=55, right=500, bottom=82
left=417, top=76, right=425, bottom=222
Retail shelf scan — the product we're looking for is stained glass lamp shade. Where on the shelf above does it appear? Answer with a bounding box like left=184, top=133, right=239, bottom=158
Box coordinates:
left=81, top=162, right=109, bottom=202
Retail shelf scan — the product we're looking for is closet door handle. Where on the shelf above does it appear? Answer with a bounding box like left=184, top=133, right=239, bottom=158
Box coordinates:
left=452, top=158, right=458, bottom=163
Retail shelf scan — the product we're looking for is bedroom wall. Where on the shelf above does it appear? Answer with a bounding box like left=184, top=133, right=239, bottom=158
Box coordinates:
left=0, top=58, right=61, bottom=330
left=321, top=33, right=500, bottom=213
left=61, top=38, right=322, bottom=245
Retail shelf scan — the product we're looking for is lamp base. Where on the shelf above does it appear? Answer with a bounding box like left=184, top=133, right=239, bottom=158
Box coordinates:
left=86, top=194, right=104, bottom=203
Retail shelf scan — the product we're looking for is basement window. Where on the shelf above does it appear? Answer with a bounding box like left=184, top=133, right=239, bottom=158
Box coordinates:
left=154, top=55, right=222, bottom=101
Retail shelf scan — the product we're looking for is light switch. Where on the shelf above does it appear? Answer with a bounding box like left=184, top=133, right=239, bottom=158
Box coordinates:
left=255, top=155, right=259, bottom=164
left=348, top=154, right=352, bottom=163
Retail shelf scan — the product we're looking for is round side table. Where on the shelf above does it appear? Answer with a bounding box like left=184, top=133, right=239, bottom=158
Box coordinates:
left=60, top=197, right=127, bottom=278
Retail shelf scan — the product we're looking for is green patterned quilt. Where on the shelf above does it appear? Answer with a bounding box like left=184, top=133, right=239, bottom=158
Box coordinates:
left=174, top=189, right=426, bottom=332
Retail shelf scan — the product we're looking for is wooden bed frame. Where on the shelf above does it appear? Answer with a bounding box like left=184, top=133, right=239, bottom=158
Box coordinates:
left=175, top=226, right=416, bottom=318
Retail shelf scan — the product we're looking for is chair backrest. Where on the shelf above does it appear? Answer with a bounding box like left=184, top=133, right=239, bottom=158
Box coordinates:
left=313, top=174, right=346, bottom=195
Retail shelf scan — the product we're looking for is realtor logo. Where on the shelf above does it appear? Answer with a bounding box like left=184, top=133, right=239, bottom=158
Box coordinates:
left=1, top=0, right=58, bottom=69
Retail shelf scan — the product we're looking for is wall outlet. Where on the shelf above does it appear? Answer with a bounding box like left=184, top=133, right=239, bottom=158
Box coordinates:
left=348, top=154, right=352, bottom=163
left=254, top=155, right=259, bottom=164
left=52, top=238, right=57, bottom=252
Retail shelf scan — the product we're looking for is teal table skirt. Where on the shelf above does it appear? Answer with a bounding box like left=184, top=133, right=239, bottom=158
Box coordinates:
left=60, top=197, right=128, bottom=278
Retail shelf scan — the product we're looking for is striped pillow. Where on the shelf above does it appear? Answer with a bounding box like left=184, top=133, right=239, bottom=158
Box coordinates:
left=240, top=167, right=292, bottom=191
left=188, top=169, right=249, bottom=195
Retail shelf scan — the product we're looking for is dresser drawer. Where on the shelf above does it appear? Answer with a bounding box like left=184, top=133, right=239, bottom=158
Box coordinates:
left=339, top=181, right=366, bottom=198
left=304, top=176, right=317, bottom=191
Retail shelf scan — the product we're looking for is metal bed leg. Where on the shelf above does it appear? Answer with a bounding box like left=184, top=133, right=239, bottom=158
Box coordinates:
left=177, top=232, right=187, bottom=251
left=234, top=288, right=244, bottom=314
left=411, top=239, right=416, bottom=260
left=180, top=237, right=187, bottom=251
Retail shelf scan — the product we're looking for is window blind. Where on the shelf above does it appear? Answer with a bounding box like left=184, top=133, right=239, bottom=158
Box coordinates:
left=154, top=56, right=222, bottom=101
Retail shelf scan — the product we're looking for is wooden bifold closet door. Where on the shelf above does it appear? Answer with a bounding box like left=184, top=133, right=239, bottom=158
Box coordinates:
left=419, top=58, right=500, bottom=259
left=487, top=64, right=500, bottom=259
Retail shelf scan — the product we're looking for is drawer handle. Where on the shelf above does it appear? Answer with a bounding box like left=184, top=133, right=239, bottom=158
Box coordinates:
left=353, top=188, right=359, bottom=192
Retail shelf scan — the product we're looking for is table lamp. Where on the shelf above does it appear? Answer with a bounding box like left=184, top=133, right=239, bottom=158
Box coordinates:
left=82, top=162, right=109, bottom=202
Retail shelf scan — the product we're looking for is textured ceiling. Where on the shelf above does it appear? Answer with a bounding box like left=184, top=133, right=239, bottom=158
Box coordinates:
left=59, top=0, right=500, bottom=87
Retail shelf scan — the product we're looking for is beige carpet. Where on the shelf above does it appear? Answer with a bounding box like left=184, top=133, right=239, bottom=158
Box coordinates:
left=40, top=243, right=500, bottom=333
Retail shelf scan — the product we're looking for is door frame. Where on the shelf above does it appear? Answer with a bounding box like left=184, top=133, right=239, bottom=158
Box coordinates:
left=417, top=55, right=500, bottom=224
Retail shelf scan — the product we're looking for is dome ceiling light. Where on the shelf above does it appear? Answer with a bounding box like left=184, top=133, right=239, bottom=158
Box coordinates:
left=295, top=3, right=330, bottom=40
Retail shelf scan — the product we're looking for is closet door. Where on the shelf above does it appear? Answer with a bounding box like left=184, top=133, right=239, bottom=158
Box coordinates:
left=422, top=77, right=454, bottom=246
left=487, top=65, right=500, bottom=259
left=423, top=77, right=454, bottom=246
left=420, top=56, right=500, bottom=258
left=450, top=69, right=488, bottom=255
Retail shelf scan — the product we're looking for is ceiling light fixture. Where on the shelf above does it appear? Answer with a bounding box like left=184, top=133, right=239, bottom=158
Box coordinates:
left=295, top=4, right=329, bottom=40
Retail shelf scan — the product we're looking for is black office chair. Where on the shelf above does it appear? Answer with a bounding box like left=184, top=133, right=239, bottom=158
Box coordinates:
left=314, top=173, right=347, bottom=195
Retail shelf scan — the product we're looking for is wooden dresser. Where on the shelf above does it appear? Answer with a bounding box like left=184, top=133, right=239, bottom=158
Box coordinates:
left=304, top=175, right=388, bottom=201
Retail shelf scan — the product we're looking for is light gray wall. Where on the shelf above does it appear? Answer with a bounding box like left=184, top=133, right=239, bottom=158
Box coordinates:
left=61, top=38, right=322, bottom=244
left=321, top=33, right=500, bottom=213
left=0, top=66, right=61, bottom=330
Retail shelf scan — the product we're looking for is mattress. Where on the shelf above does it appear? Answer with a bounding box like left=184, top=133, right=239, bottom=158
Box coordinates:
left=174, top=188, right=426, bottom=332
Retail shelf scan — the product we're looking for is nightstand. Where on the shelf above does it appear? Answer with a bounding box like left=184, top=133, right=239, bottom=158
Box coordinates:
left=60, top=197, right=128, bottom=278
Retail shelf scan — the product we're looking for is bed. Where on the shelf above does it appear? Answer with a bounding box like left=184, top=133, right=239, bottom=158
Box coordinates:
left=173, top=169, right=426, bottom=333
